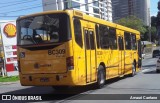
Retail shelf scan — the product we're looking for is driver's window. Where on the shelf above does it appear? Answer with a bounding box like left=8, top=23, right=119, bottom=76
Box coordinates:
left=21, top=28, right=32, bottom=39
left=49, top=31, right=59, bottom=42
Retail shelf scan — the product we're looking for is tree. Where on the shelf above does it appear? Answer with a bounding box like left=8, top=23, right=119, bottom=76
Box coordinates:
left=157, top=12, right=160, bottom=27
left=115, top=15, right=147, bottom=35
left=151, top=16, right=157, bottom=27
left=149, top=26, right=157, bottom=42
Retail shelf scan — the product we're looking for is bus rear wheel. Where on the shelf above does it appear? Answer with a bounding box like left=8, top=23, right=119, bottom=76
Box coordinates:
left=96, top=65, right=105, bottom=89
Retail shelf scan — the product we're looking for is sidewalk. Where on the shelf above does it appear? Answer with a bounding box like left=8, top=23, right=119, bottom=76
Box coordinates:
left=0, top=81, right=19, bottom=86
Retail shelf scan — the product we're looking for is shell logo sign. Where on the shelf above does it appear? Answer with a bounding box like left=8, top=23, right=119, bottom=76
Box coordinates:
left=3, top=23, right=16, bottom=37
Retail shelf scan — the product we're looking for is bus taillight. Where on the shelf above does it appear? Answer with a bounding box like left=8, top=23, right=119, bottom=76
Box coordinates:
left=66, top=56, right=74, bottom=70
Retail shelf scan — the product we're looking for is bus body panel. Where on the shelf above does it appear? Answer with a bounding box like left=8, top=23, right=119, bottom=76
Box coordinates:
left=19, top=44, right=67, bottom=74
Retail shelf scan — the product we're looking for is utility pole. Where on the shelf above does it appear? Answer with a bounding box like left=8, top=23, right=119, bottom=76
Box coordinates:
left=148, top=8, right=151, bottom=42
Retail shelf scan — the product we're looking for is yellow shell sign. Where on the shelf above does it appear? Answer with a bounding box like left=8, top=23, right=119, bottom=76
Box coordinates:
left=3, top=23, right=16, bottom=37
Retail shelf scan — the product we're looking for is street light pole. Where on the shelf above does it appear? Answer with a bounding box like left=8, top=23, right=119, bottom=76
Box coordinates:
left=148, top=8, right=151, bottom=42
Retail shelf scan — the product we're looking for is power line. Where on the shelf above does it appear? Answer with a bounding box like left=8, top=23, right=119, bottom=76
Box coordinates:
left=0, top=0, right=39, bottom=8
left=0, top=5, right=42, bottom=14
left=0, top=3, right=42, bottom=13
left=0, top=0, right=34, bottom=4
left=0, top=1, right=59, bottom=15
left=0, top=1, right=98, bottom=16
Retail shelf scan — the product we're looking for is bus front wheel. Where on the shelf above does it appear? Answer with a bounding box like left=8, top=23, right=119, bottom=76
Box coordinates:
left=96, top=65, right=106, bottom=89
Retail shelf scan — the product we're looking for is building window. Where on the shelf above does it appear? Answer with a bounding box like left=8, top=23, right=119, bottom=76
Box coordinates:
left=64, top=0, right=69, bottom=9
left=64, top=0, right=80, bottom=9
left=71, top=1, right=80, bottom=9
left=85, top=0, right=89, bottom=11
left=73, top=19, right=83, bottom=47
left=93, top=0, right=99, bottom=14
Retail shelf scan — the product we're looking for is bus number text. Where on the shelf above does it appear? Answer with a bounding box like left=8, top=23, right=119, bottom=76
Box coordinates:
left=48, top=49, right=65, bottom=55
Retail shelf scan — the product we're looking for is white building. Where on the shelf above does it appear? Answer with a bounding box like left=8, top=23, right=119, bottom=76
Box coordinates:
left=42, top=0, right=112, bottom=21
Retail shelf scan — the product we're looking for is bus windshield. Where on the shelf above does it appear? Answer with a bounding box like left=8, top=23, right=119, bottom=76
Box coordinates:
left=17, top=13, right=70, bottom=45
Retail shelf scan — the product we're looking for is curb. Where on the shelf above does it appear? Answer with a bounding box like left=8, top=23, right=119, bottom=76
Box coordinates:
left=0, top=81, right=19, bottom=86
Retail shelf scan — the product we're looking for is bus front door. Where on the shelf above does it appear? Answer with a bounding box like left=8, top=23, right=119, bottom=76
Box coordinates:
left=84, top=28, right=96, bottom=83
left=118, top=36, right=125, bottom=76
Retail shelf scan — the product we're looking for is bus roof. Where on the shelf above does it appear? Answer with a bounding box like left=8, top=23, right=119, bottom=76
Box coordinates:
left=17, top=9, right=140, bottom=35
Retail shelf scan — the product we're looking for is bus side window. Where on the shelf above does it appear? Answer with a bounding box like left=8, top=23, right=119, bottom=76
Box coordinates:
left=109, top=28, right=117, bottom=49
left=95, top=24, right=100, bottom=48
left=99, top=24, right=109, bottom=49
left=124, top=32, right=132, bottom=50
left=131, top=34, right=137, bottom=50
left=73, top=18, right=83, bottom=48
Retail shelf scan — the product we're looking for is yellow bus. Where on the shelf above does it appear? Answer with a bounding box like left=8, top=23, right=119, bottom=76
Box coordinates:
left=16, top=10, right=141, bottom=89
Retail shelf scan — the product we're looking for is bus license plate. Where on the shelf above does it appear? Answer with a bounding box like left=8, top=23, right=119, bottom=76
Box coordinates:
left=40, top=77, right=49, bottom=82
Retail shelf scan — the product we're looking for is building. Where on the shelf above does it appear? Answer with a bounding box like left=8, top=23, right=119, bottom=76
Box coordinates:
left=42, top=0, right=112, bottom=21
left=112, top=0, right=150, bottom=26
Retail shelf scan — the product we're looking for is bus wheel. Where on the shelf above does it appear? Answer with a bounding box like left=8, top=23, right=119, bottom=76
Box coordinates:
left=96, top=65, right=105, bottom=89
left=131, top=63, right=136, bottom=77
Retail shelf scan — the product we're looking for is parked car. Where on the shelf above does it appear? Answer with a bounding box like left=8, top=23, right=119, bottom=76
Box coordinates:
left=156, top=57, right=160, bottom=73
left=152, top=49, right=160, bottom=58
left=142, top=53, right=145, bottom=59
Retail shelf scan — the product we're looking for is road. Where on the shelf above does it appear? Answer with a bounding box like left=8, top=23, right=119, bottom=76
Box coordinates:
left=0, top=54, right=160, bottom=103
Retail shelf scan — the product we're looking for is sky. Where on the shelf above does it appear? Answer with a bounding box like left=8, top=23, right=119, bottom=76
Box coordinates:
left=0, top=0, right=159, bottom=20
left=0, top=0, right=43, bottom=20
left=150, top=0, right=159, bottom=16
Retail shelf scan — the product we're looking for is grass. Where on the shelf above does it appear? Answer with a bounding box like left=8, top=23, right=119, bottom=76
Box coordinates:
left=0, top=76, right=19, bottom=82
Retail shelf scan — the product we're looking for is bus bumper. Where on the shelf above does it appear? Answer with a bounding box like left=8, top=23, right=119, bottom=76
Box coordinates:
left=19, top=73, right=82, bottom=86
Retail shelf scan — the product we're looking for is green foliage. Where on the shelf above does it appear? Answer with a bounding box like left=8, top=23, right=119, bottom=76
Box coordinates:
left=0, top=76, right=19, bottom=82
left=115, top=16, right=147, bottom=34
left=150, top=26, right=157, bottom=41
left=151, top=26, right=157, bottom=35
left=151, top=16, right=157, bottom=27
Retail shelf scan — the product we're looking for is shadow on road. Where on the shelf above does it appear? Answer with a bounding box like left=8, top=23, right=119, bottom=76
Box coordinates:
left=0, top=77, right=128, bottom=102
left=143, top=57, right=155, bottom=60
left=107, top=86, right=160, bottom=92
left=142, top=64, right=156, bottom=68
left=143, top=70, right=160, bottom=74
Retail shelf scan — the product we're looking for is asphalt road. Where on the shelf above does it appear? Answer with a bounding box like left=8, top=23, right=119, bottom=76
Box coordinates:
left=0, top=54, right=160, bottom=103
